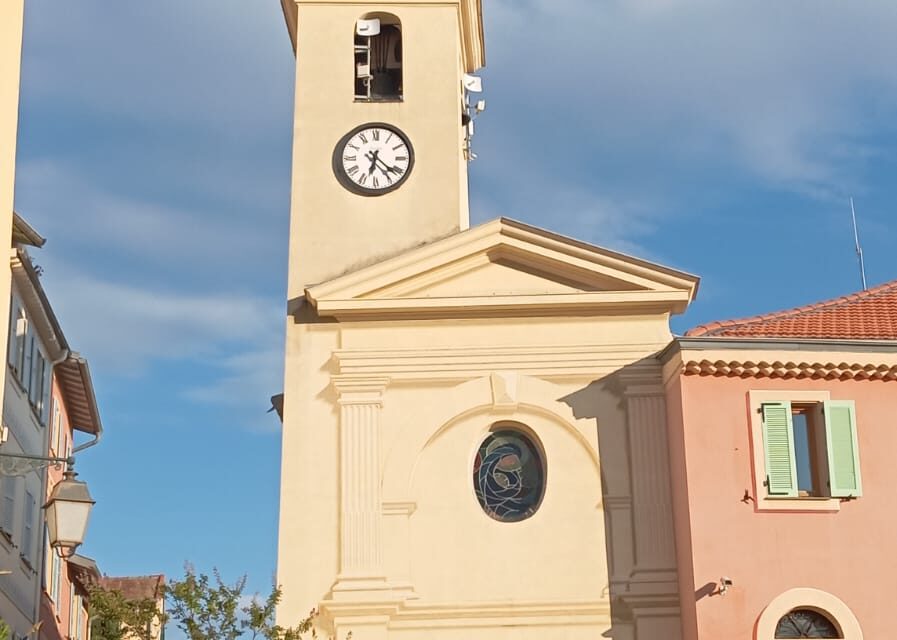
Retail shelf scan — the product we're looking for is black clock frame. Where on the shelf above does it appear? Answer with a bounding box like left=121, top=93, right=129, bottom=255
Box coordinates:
left=332, top=122, right=415, bottom=197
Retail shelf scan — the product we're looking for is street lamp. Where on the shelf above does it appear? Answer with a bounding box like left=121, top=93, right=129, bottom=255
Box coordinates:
left=44, top=464, right=95, bottom=558
left=0, top=452, right=95, bottom=558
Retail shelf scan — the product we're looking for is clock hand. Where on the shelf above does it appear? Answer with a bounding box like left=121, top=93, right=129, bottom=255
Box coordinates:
left=364, top=151, right=403, bottom=178
left=373, top=155, right=401, bottom=176
left=366, top=150, right=379, bottom=175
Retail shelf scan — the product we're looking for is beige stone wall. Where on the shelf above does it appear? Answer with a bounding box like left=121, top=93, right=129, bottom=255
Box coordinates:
left=278, top=308, right=685, bottom=638
left=0, top=0, right=23, bottom=426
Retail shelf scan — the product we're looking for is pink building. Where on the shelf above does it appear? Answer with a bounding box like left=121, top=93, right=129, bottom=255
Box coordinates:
left=40, top=359, right=102, bottom=640
left=663, top=281, right=897, bottom=639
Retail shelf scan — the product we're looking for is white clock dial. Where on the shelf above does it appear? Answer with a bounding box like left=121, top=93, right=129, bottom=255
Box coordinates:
left=333, top=124, right=413, bottom=195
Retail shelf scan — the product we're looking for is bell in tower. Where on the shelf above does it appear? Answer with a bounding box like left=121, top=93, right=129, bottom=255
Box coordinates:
left=354, top=16, right=403, bottom=100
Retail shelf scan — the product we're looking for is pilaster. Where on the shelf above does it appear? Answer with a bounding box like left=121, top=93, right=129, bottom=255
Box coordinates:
left=617, top=364, right=681, bottom=639
left=331, top=376, right=391, bottom=595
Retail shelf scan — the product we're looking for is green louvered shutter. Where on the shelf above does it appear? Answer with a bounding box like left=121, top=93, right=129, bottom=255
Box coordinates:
left=824, top=401, right=862, bottom=497
left=762, top=402, right=798, bottom=497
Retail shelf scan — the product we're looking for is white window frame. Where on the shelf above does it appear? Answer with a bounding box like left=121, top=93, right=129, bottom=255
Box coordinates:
left=47, top=528, right=62, bottom=603
left=12, top=305, right=28, bottom=384
left=75, top=593, right=84, bottom=640
left=69, top=583, right=77, bottom=638
left=7, top=298, right=20, bottom=368
left=52, top=549, right=61, bottom=603
left=51, top=398, right=62, bottom=455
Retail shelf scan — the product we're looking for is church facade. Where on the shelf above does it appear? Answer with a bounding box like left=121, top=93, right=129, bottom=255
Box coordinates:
left=275, top=1, right=695, bottom=638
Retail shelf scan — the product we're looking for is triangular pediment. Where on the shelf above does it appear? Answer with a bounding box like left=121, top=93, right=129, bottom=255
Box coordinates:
left=306, top=218, right=699, bottom=319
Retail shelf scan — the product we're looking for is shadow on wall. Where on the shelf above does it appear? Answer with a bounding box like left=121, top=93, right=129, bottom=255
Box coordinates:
left=560, top=356, right=679, bottom=640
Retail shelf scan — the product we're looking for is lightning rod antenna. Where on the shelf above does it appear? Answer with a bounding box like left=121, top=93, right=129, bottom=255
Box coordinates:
left=850, top=197, right=868, bottom=291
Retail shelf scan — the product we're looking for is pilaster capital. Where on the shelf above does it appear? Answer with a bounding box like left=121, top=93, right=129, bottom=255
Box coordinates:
left=616, top=362, right=664, bottom=398
left=332, top=376, right=390, bottom=406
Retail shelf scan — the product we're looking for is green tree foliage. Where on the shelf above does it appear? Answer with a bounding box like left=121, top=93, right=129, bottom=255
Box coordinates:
left=88, top=567, right=317, bottom=640
left=166, top=568, right=315, bottom=640
left=88, top=585, right=165, bottom=640
left=0, top=619, right=11, bottom=640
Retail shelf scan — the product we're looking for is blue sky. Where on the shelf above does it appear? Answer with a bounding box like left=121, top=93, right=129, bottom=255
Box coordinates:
left=12, top=0, right=897, bottom=634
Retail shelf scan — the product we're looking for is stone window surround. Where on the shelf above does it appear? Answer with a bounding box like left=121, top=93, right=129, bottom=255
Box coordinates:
left=756, top=587, right=862, bottom=640
left=748, top=390, right=843, bottom=512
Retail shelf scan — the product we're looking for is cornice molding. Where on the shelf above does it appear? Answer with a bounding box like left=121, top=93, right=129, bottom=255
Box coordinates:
left=312, top=291, right=691, bottom=320
left=306, top=218, right=699, bottom=321
left=683, top=359, right=897, bottom=381
left=319, top=598, right=611, bottom=628
left=391, top=599, right=611, bottom=627
left=333, top=343, right=667, bottom=382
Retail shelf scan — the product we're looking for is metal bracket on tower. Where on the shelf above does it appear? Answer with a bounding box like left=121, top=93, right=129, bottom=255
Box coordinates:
left=462, top=74, right=485, bottom=161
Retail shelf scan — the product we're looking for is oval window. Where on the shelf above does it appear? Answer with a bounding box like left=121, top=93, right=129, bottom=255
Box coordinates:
left=473, top=428, right=545, bottom=522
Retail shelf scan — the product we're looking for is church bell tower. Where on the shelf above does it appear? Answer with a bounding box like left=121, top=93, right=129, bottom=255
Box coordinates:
left=281, top=0, right=486, bottom=294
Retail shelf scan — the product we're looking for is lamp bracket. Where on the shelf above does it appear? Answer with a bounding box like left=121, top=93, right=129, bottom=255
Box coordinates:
left=0, top=452, right=71, bottom=477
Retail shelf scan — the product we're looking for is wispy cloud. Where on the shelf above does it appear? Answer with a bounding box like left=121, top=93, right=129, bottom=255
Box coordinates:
left=477, top=0, right=897, bottom=216
left=15, top=160, right=289, bottom=286
left=21, top=0, right=294, bottom=135
left=37, top=264, right=281, bottom=367
left=182, top=347, right=285, bottom=433
left=34, top=259, right=286, bottom=431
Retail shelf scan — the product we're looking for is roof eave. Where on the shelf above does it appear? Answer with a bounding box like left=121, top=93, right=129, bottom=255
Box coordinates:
left=10, top=249, right=68, bottom=360
left=56, top=353, right=103, bottom=436
left=661, top=335, right=897, bottom=362
left=280, top=0, right=297, bottom=55
left=69, top=554, right=102, bottom=591
left=12, top=211, right=46, bottom=248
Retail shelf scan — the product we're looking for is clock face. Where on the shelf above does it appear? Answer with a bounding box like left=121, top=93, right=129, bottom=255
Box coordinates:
left=332, top=123, right=414, bottom=196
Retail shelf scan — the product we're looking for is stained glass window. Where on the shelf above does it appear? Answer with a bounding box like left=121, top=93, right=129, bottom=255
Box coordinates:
left=775, top=609, right=841, bottom=638
left=473, top=429, right=544, bottom=522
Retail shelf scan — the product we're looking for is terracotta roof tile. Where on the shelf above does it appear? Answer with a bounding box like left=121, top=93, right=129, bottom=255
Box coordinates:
left=99, top=575, right=165, bottom=601
left=686, top=279, right=897, bottom=340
